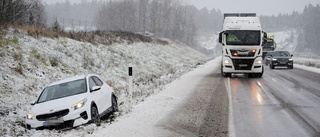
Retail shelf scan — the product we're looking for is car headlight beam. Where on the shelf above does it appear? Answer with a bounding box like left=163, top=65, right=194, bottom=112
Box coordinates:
left=27, top=113, right=35, bottom=120
left=71, top=98, right=87, bottom=110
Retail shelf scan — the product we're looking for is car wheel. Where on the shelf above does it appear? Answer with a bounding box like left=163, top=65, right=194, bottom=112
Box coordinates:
left=91, top=105, right=101, bottom=126
left=112, top=95, right=118, bottom=112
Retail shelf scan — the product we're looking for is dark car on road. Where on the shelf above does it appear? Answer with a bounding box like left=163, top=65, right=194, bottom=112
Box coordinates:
left=269, top=51, right=293, bottom=69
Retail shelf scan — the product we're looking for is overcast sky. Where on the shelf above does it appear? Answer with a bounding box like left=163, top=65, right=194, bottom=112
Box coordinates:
left=185, top=0, right=320, bottom=16
left=43, top=0, right=320, bottom=16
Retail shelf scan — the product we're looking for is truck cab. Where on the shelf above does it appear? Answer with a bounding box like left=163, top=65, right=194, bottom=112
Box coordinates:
left=219, top=13, right=267, bottom=78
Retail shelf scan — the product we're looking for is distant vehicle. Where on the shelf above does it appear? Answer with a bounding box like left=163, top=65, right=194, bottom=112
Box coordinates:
left=218, top=13, right=268, bottom=78
left=25, top=74, right=118, bottom=129
left=262, top=34, right=277, bottom=59
left=269, top=51, right=293, bottom=69
left=136, top=31, right=154, bottom=37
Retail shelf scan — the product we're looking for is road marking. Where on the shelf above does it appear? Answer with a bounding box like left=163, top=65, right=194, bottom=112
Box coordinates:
left=225, top=77, right=236, bottom=137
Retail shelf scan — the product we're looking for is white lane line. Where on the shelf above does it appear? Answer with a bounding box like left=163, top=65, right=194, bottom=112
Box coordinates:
left=225, top=77, right=236, bottom=137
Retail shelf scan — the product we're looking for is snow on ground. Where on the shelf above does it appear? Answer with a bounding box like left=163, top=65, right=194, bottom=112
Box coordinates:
left=85, top=57, right=221, bottom=137
left=272, top=30, right=298, bottom=52
left=0, top=30, right=209, bottom=136
left=197, top=33, right=219, bottom=51
left=1, top=28, right=320, bottom=136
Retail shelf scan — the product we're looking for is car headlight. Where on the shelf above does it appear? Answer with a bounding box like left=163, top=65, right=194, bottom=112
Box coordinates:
left=71, top=98, right=87, bottom=110
left=272, top=58, right=277, bottom=61
left=289, top=58, right=293, bottom=61
left=27, top=113, right=35, bottom=120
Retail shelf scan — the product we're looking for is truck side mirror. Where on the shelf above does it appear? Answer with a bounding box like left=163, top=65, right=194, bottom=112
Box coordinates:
left=219, top=31, right=223, bottom=44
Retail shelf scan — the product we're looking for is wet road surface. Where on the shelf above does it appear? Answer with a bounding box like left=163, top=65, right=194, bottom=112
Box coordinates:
left=160, top=64, right=320, bottom=137
left=227, top=66, right=320, bottom=137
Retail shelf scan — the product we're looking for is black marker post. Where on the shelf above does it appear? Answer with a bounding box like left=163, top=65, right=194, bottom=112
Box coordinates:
left=128, top=64, right=133, bottom=112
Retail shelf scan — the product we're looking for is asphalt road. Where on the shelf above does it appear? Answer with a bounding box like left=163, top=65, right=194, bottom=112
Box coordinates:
left=227, top=66, right=320, bottom=137
left=160, top=64, right=320, bottom=137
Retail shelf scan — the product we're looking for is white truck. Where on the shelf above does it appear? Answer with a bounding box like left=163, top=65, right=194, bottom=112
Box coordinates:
left=218, top=13, right=267, bottom=78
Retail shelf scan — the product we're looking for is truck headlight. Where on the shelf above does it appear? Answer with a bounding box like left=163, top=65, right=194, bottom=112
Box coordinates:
left=71, top=98, right=87, bottom=110
left=224, top=60, right=230, bottom=64
left=257, top=60, right=262, bottom=64
left=27, top=113, right=35, bottom=120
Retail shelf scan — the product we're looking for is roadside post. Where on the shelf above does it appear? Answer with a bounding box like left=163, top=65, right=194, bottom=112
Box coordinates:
left=128, top=64, right=133, bottom=112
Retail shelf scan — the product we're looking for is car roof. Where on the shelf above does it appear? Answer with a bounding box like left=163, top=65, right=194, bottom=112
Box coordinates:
left=48, top=74, right=91, bottom=86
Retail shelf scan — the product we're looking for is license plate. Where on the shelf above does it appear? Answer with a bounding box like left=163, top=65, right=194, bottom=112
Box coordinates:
left=280, top=62, right=286, bottom=64
left=43, top=119, right=64, bottom=126
left=239, top=64, right=248, bottom=67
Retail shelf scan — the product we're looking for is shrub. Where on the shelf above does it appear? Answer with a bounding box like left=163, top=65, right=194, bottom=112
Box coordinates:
left=13, top=53, right=23, bottom=61
left=50, top=57, right=59, bottom=67
left=14, top=64, right=23, bottom=75
left=31, top=49, right=41, bottom=60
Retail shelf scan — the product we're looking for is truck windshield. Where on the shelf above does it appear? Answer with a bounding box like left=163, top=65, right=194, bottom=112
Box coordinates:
left=226, top=30, right=261, bottom=45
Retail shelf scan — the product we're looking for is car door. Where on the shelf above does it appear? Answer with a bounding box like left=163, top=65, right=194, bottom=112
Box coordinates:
left=91, top=76, right=112, bottom=113
left=88, top=77, right=105, bottom=114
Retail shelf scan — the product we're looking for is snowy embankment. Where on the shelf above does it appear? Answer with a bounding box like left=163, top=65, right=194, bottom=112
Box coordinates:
left=0, top=30, right=209, bottom=136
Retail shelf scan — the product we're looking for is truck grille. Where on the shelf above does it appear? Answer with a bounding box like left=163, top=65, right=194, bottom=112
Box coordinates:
left=230, top=49, right=255, bottom=57
left=36, top=109, right=69, bottom=121
left=232, top=59, right=254, bottom=70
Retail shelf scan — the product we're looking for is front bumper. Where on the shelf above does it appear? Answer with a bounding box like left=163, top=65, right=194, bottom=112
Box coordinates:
left=26, top=106, right=90, bottom=129
left=271, top=60, right=293, bottom=66
left=222, top=57, right=263, bottom=73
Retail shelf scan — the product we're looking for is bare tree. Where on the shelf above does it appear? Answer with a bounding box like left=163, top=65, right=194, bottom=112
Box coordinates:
left=95, top=0, right=199, bottom=46
left=0, top=0, right=46, bottom=27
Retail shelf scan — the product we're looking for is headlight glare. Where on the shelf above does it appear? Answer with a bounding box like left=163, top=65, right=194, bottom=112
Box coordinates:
left=257, top=60, right=262, bottom=64
left=224, top=60, right=230, bottom=64
left=272, top=58, right=277, bottom=61
left=289, top=58, right=293, bottom=61
left=71, top=98, right=87, bottom=110
left=27, top=113, right=35, bottom=120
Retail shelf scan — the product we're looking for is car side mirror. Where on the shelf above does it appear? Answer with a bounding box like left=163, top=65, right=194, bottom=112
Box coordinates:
left=291, top=55, right=293, bottom=57
left=30, top=102, right=35, bottom=106
left=90, top=86, right=101, bottom=92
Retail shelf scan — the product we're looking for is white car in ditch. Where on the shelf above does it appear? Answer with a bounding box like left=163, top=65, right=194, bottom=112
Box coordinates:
left=25, top=74, right=118, bottom=129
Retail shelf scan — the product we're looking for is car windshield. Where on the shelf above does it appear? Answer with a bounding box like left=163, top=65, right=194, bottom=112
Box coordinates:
left=226, top=30, right=261, bottom=45
left=37, top=79, right=87, bottom=103
left=273, top=51, right=290, bottom=57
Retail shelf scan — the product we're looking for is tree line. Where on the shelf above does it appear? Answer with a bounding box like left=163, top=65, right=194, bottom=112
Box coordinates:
left=0, top=0, right=46, bottom=27
left=261, top=4, right=320, bottom=54
left=95, top=0, right=198, bottom=46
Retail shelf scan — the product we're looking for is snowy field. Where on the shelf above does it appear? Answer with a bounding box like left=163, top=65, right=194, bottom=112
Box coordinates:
left=0, top=30, right=209, bottom=136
